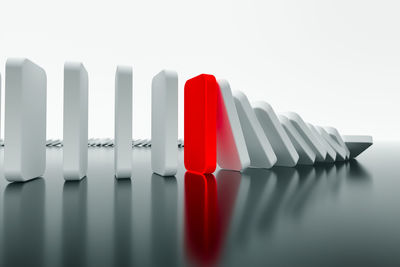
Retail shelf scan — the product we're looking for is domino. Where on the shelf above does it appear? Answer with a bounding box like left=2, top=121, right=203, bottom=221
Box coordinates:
left=279, top=115, right=316, bottom=165
left=63, top=62, right=88, bottom=180
left=216, top=80, right=250, bottom=171
left=233, top=91, right=277, bottom=169
left=342, top=135, right=373, bottom=158
left=115, top=66, right=133, bottom=178
left=4, top=58, right=47, bottom=182
left=253, top=101, right=299, bottom=167
left=307, top=123, right=336, bottom=163
left=184, top=74, right=218, bottom=174
left=316, top=126, right=346, bottom=161
left=324, top=127, right=350, bottom=159
left=283, top=112, right=327, bottom=162
left=151, top=70, right=178, bottom=176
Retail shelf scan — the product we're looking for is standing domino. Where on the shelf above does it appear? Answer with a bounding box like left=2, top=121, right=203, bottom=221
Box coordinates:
left=152, top=70, right=178, bottom=176
left=216, top=80, right=250, bottom=172
left=115, top=66, right=133, bottom=178
left=5, top=58, right=47, bottom=182
left=253, top=101, right=299, bottom=167
left=233, top=91, right=277, bottom=169
left=63, top=62, right=88, bottom=180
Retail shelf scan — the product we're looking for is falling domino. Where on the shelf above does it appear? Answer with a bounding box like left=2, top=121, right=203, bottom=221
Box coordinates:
left=233, top=91, right=277, bottom=169
left=279, top=115, right=316, bottom=165
left=115, top=66, right=133, bottom=178
left=63, top=62, right=88, bottom=180
left=316, top=126, right=347, bottom=161
left=253, top=101, right=299, bottom=167
left=151, top=70, right=178, bottom=176
left=324, top=127, right=350, bottom=159
left=4, top=58, right=47, bottom=182
left=283, top=112, right=327, bottom=162
left=216, top=80, right=250, bottom=171
left=307, top=123, right=336, bottom=163
left=342, top=135, right=373, bottom=159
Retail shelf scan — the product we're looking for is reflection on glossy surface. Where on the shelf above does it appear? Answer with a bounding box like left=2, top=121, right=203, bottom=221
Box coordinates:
left=0, top=143, right=399, bottom=267
left=2, top=178, right=45, bottom=267
left=63, top=179, right=88, bottom=267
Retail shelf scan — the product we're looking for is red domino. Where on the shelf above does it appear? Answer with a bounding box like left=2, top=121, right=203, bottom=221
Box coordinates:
left=184, top=74, right=218, bottom=174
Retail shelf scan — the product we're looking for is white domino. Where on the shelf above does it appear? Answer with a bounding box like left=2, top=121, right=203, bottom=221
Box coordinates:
left=216, top=80, right=250, bottom=171
left=253, top=101, right=299, bottom=167
left=283, top=112, right=327, bottom=162
left=63, top=62, right=88, bottom=180
left=115, top=66, right=133, bottom=178
left=342, top=135, right=373, bottom=159
left=151, top=70, right=178, bottom=176
left=325, top=127, right=350, bottom=159
left=279, top=115, right=316, bottom=165
left=4, top=58, right=47, bottom=182
left=308, top=123, right=336, bottom=163
left=233, top=91, right=277, bottom=168
left=316, top=126, right=346, bottom=161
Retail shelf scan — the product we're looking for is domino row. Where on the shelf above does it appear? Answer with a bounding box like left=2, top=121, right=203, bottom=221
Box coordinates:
left=0, top=58, right=372, bottom=183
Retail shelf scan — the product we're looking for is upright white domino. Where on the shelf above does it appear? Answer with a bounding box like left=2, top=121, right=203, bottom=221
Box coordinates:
left=325, top=127, right=350, bottom=159
left=216, top=80, right=250, bottom=171
left=151, top=70, right=178, bottom=176
left=283, top=112, right=327, bottom=162
left=307, top=123, right=336, bottom=163
left=63, top=62, right=88, bottom=180
left=316, top=126, right=346, bottom=161
left=4, top=58, right=47, bottom=182
left=233, top=91, right=277, bottom=169
left=342, top=135, right=373, bottom=158
left=115, top=66, right=133, bottom=178
left=253, top=101, right=299, bottom=167
left=279, top=115, right=315, bottom=165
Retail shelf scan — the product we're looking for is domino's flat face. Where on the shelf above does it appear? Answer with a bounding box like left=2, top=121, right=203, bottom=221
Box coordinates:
left=253, top=101, right=299, bottom=167
left=4, top=58, right=47, bottom=182
left=307, top=123, right=336, bottom=163
left=63, top=62, right=88, bottom=180
left=216, top=80, right=250, bottom=172
left=233, top=91, right=277, bottom=169
left=184, top=74, right=218, bottom=174
left=152, top=70, right=178, bottom=176
left=279, top=115, right=316, bottom=165
left=115, top=66, right=133, bottom=178
left=325, top=127, right=350, bottom=159
left=342, top=135, right=373, bottom=158
left=316, top=126, right=346, bottom=161
left=283, top=112, right=327, bottom=162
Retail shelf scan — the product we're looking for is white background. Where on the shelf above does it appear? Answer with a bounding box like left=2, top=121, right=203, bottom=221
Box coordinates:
left=0, top=0, right=399, bottom=140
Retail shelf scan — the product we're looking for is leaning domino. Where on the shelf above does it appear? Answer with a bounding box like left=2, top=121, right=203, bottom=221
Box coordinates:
left=342, top=135, right=373, bottom=158
left=63, top=62, right=88, bottom=180
left=151, top=70, right=178, bottom=176
left=325, top=127, right=350, bottom=159
left=4, top=58, right=47, bottom=182
left=279, top=115, right=316, bottom=165
left=316, top=126, right=347, bottom=161
left=233, top=91, right=277, bottom=168
left=253, top=101, right=299, bottom=167
left=308, top=123, right=336, bottom=163
left=115, top=66, right=133, bottom=178
left=216, top=80, right=250, bottom=171
left=283, top=112, right=327, bottom=162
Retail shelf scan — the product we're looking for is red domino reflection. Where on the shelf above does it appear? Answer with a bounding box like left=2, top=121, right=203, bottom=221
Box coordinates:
left=184, top=74, right=218, bottom=174
left=184, top=171, right=241, bottom=267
